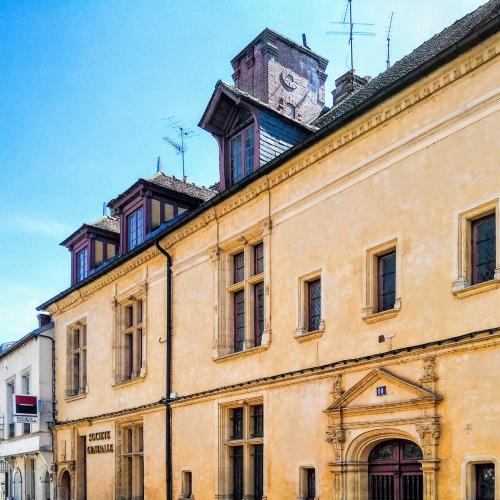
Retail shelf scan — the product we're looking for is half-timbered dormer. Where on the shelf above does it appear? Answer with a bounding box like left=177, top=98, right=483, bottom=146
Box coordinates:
left=61, top=216, right=120, bottom=286
left=107, top=172, right=216, bottom=254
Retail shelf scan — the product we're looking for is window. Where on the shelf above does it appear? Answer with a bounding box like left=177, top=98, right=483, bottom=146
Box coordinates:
left=363, top=239, right=401, bottom=322
left=76, top=247, right=89, bottom=282
left=151, top=199, right=188, bottom=231
left=26, top=458, right=35, bottom=500
left=22, top=373, right=31, bottom=434
left=227, top=243, right=265, bottom=353
left=377, top=250, right=396, bottom=312
left=116, top=298, right=145, bottom=383
left=6, top=380, right=15, bottom=438
left=453, top=200, right=499, bottom=296
left=181, top=471, right=193, bottom=499
left=475, top=463, right=495, bottom=500
left=215, top=222, right=271, bottom=359
left=119, top=424, right=144, bottom=500
left=124, top=300, right=143, bottom=381
left=224, top=403, right=264, bottom=500
left=127, top=207, right=144, bottom=250
left=230, top=124, right=255, bottom=184
left=300, top=467, right=316, bottom=500
left=308, top=279, right=321, bottom=332
left=67, top=323, right=87, bottom=398
left=296, top=271, right=324, bottom=339
left=472, top=213, right=496, bottom=285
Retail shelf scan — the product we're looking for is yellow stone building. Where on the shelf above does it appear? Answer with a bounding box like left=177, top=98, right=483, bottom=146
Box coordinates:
left=38, top=2, right=500, bottom=499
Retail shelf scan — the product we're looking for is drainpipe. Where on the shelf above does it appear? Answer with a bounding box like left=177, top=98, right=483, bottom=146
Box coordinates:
left=155, top=240, right=173, bottom=500
left=37, top=332, right=56, bottom=499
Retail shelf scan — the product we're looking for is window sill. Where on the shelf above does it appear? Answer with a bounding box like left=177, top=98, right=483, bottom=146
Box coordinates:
left=213, top=344, right=269, bottom=363
left=113, top=374, right=146, bottom=388
left=295, top=328, right=324, bottom=342
left=65, top=391, right=87, bottom=402
left=362, top=306, right=400, bottom=324
left=452, top=278, right=500, bottom=299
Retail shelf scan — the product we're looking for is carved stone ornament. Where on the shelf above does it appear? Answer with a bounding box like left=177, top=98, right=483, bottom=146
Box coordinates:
left=326, top=426, right=345, bottom=445
left=416, top=421, right=440, bottom=457
left=331, top=373, right=344, bottom=400
left=420, top=356, right=438, bottom=384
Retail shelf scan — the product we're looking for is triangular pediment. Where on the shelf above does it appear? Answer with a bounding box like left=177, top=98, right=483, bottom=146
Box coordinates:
left=326, top=368, right=438, bottom=412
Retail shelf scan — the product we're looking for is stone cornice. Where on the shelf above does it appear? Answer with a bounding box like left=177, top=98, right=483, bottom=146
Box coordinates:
left=162, top=35, right=499, bottom=250
left=48, top=247, right=160, bottom=315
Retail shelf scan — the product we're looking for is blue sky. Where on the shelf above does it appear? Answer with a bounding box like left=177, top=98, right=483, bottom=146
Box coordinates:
left=0, top=0, right=485, bottom=341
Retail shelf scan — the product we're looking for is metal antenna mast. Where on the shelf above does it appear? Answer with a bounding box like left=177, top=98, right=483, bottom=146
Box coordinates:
left=162, top=117, right=197, bottom=180
left=327, top=0, right=375, bottom=74
left=386, top=12, right=395, bottom=69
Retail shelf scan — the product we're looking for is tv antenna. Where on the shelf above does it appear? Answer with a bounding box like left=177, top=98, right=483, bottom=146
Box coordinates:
left=327, top=0, right=375, bottom=74
left=162, top=116, right=197, bottom=181
left=386, top=12, right=395, bottom=69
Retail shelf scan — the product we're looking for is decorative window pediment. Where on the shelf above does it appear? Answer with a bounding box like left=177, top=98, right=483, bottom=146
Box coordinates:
left=326, top=367, right=440, bottom=414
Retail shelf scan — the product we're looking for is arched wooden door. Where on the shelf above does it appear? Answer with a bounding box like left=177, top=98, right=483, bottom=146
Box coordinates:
left=368, top=439, right=423, bottom=500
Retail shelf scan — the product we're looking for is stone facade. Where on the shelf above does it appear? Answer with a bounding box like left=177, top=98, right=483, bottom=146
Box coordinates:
left=40, top=15, right=500, bottom=500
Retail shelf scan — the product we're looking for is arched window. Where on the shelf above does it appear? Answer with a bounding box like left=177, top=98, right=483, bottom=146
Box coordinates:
left=12, top=468, right=22, bottom=500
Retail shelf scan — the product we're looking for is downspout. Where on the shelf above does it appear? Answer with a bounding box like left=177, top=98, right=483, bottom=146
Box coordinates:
left=37, top=333, right=57, bottom=499
left=155, top=240, right=173, bottom=500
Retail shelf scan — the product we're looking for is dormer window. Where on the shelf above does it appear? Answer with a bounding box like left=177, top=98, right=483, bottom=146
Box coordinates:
left=230, top=124, right=255, bottom=184
left=76, top=247, right=89, bottom=282
left=127, top=207, right=145, bottom=251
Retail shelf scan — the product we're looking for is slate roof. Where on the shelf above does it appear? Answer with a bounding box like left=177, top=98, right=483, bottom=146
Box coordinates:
left=313, top=0, right=500, bottom=128
left=148, top=172, right=217, bottom=202
left=199, top=80, right=317, bottom=132
left=88, top=216, right=120, bottom=234
left=38, top=0, right=500, bottom=311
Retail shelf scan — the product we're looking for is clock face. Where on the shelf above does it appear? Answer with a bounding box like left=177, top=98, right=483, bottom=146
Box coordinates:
left=280, top=71, right=297, bottom=91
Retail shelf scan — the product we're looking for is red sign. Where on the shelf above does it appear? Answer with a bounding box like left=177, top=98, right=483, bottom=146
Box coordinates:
left=14, top=394, right=38, bottom=416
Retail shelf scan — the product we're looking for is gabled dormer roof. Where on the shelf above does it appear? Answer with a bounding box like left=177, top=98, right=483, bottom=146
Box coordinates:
left=60, top=216, right=120, bottom=248
left=199, top=80, right=316, bottom=136
left=107, top=171, right=217, bottom=211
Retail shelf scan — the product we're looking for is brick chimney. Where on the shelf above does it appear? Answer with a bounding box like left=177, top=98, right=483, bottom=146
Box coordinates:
left=331, top=70, right=370, bottom=106
left=230, top=29, right=328, bottom=123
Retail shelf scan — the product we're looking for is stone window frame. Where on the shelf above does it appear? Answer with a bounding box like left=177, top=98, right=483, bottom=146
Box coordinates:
left=6, top=376, right=15, bottom=438
left=180, top=470, right=193, bottom=499
left=462, top=456, right=499, bottom=500
left=113, top=282, right=148, bottom=386
left=213, top=220, right=271, bottom=361
left=66, top=319, right=88, bottom=400
left=298, top=465, right=318, bottom=500
left=362, top=238, right=402, bottom=323
left=452, top=197, right=500, bottom=298
left=116, top=419, right=144, bottom=500
left=217, top=397, right=265, bottom=499
left=295, top=270, right=325, bottom=342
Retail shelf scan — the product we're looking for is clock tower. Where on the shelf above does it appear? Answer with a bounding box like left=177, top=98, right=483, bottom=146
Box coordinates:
left=230, top=29, right=328, bottom=124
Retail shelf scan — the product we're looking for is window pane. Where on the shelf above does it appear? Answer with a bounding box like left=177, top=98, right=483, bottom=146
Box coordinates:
left=231, top=134, right=243, bottom=184
left=230, top=407, right=244, bottom=439
left=127, top=207, right=144, bottom=250
left=306, top=468, right=316, bottom=499
left=244, top=125, right=255, bottom=175
left=126, top=333, right=134, bottom=379
left=76, top=247, right=89, bottom=282
left=472, top=214, right=496, bottom=284
left=254, top=282, right=264, bottom=347
left=253, top=444, right=264, bottom=500
left=476, top=463, right=495, bottom=500
left=73, top=328, right=80, bottom=350
left=251, top=405, right=264, bottom=437
left=378, top=251, right=396, bottom=312
left=308, top=279, right=321, bottom=332
left=234, top=252, right=245, bottom=283
left=137, top=300, right=143, bottom=324
left=231, top=446, right=244, bottom=500
left=137, top=328, right=143, bottom=374
left=234, top=291, right=245, bottom=353
left=254, top=243, right=264, bottom=275
left=95, top=240, right=104, bottom=266
left=126, top=306, right=134, bottom=328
